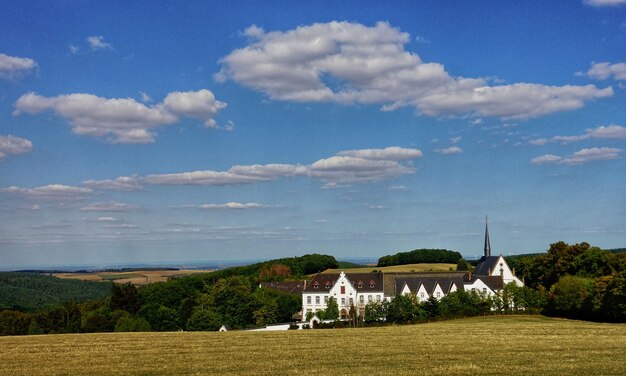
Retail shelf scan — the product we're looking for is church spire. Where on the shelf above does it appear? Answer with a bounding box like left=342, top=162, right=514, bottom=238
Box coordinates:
left=484, top=215, right=491, bottom=258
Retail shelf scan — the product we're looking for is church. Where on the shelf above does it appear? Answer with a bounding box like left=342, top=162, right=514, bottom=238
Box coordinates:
left=302, top=217, right=523, bottom=319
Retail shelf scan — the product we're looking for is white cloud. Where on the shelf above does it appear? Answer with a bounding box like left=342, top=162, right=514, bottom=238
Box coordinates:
left=1, top=184, right=92, bottom=200
left=218, top=21, right=612, bottom=119
left=0, top=135, right=32, bottom=160
left=68, top=45, right=80, bottom=54
left=144, top=146, right=422, bottom=188
left=450, top=136, right=462, bottom=144
left=532, top=147, right=623, bottom=165
left=0, top=53, right=37, bottom=80
left=82, top=176, right=144, bottom=191
left=530, top=124, right=626, bottom=145
left=197, top=202, right=271, bottom=210
left=13, top=89, right=227, bottom=144
left=139, top=92, right=152, bottom=103
left=87, top=36, right=113, bottom=50
left=434, top=146, right=463, bottom=155
left=79, top=201, right=139, bottom=212
left=163, top=89, right=227, bottom=127
left=585, top=62, right=626, bottom=81
left=584, top=0, right=626, bottom=6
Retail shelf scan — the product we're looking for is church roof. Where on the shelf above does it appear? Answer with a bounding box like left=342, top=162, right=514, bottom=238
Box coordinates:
left=303, top=272, right=384, bottom=293
left=474, top=256, right=502, bottom=276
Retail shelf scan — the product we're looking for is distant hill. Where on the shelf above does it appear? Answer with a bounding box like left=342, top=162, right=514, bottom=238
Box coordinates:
left=0, top=272, right=112, bottom=311
left=322, top=263, right=457, bottom=274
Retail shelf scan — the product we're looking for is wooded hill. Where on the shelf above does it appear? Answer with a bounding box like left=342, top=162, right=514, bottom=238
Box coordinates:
left=377, top=248, right=462, bottom=267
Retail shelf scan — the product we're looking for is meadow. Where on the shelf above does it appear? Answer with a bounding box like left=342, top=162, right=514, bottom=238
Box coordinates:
left=52, top=269, right=212, bottom=285
left=323, top=263, right=457, bottom=274
left=1, top=316, right=625, bottom=375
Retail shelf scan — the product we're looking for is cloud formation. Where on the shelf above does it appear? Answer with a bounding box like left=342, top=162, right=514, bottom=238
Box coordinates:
left=0, top=53, right=37, bottom=80
left=529, top=124, right=626, bottom=145
left=1, top=184, right=92, bottom=200
left=196, top=202, right=271, bottom=210
left=218, top=21, right=612, bottom=119
left=0, top=135, right=32, bottom=160
left=144, top=146, right=421, bottom=188
left=13, top=89, right=227, bottom=144
left=584, top=62, right=626, bottom=81
left=532, top=147, right=623, bottom=165
left=82, top=176, right=144, bottom=191
left=79, top=201, right=139, bottom=212
left=584, top=0, right=626, bottom=6
left=87, top=36, right=113, bottom=50
left=434, top=146, right=463, bottom=155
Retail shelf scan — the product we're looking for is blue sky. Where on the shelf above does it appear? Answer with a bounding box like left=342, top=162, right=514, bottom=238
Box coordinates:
left=1, top=1, right=625, bottom=269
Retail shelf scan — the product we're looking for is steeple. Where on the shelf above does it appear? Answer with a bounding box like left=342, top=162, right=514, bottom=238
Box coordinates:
left=484, top=215, right=491, bottom=258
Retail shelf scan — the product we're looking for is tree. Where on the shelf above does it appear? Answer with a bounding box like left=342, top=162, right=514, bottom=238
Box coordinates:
left=600, top=270, right=626, bottom=322
left=386, top=294, right=419, bottom=323
left=323, top=297, right=339, bottom=320
left=546, top=275, right=594, bottom=319
left=186, top=309, right=222, bottom=331
left=363, top=301, right=386, bottom=324
left=110, top=283, right=140, bottom=314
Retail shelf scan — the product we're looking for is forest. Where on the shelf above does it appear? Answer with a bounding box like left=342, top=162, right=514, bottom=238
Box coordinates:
left=377, top=248, right=462, bottom=267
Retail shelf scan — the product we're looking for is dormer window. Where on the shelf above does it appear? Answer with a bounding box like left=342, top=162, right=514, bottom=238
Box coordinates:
left=325, top=281, right=331, bottom=289
left=357, top=281, right=363, bottom=288
left=369, top=280, right=375, bottom=288
left=313, top=282, right=319, bottom=289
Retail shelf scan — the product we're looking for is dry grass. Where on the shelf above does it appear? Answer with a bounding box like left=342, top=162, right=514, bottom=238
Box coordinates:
left=323, top=263, right=457, bottom=274
left=52, top=269, right=212, bottom=285
left=1, top=316, right=625, bottom=375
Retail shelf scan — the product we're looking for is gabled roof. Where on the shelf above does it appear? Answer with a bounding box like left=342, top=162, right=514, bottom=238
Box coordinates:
left=467, top=275, right=505, bottom=291
left=303, top=272, right=384, bottom=293
left=390, top=274, right=466, bottom=296
left=474, top=256, right=502, bottom=276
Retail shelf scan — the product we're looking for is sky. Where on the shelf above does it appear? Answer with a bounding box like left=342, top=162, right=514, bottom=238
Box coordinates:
left=1, top=0, right=625, bottom=269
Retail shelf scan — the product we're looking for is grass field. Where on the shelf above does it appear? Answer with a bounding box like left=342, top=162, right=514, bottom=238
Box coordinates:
left=52, top=269, right=212, bottom=285
left=323, top=263, right=457, bottom=274
left=1, top=316, right=625, bottom=375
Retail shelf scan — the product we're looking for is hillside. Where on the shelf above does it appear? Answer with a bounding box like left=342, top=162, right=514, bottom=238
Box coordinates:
left=322, top=263, right=457, bottom=274
left=0, top=272, right=112, bottom=311
left=1, top=316, right=625, bottom=375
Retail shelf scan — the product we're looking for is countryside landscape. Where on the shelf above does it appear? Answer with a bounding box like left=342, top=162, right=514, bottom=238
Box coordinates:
left=1, top=1, right=626, bottom=375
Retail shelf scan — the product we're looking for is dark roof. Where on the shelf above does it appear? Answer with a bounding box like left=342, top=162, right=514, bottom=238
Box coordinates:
left=303, top=272, right=384, bottom=293
left=383, top=272, right=467, bottom=297
left=474, top=256, right=503, bottom=276
left=260, top=281, right=305, bottom=295
left=468, top=275, right=505, bottom=291
left=394, top=276, right=465, bottom=296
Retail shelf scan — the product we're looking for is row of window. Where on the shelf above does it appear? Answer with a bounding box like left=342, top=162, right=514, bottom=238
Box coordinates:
left=311, top=280, right=377, bottom=289
left=306, top=294, right=382, bottom=305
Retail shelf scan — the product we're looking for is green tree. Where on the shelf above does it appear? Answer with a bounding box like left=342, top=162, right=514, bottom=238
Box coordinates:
left=323, top=297, right=339, bottom=320
left=386, top=294, right=419, bottom=323
left=110, top=283, right=140, bottom=314
left=600, top=270, right=626, bottom=322
left=546, top=275, right=594, bottom=319
left=187, top=308, right=222, bottom=331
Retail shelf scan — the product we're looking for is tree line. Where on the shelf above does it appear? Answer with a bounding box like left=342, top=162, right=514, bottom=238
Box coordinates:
left=377, top=249, right=462, bottom=267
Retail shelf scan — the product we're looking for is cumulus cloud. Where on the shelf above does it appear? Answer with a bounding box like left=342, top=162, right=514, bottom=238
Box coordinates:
left=218, top=21, right=612, bottom=119
left=1, top=184, right=92, bottom=200
left=0, top=135, right=32, bottom=160
left=163, top=89, right=227, bottom=127
left=82, top=176, right=144, bottom=191
left=532, top=147, right=623, bottom=165
left=434, top=146, right=463, bottom=155
left=144, top=146, right=422, bottom=188
left=0, top=53, right=37, bottom=80
left=585, top=62, right=626, bottom=81
left=79, top=201, right=139, bottom=212
left=87, top=36, right=113, bottom=50
left=584, top=0, right=626, bottom=6
left=529, top=124, right=626, bottom=145
left=197, top=202, right=271, bottom=210
left=13, top=89, right=227, bottom=144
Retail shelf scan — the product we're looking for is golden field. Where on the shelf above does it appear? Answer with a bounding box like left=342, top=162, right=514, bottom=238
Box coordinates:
left=323, top=263, right=457, bottom=274
left=1, top=316, right=625, bottom=375
left=52, top=269, right=212, bottom=285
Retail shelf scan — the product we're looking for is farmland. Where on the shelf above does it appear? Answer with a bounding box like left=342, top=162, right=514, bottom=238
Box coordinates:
left=52, top=269, right=213, bottom=285
left=323, top=263, right=457, bottom=274
left=1, top=316, right=625, bottom=375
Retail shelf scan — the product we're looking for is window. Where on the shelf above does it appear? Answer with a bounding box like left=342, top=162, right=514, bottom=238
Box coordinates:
left=315, top=296, right=320, bottom=304
left=324, top=296, right=328, bottom=303
left=436, top=292, right=441, bottom=298
left=325, top=281, right=331, bottom=289
left=307, top=296, right=311, bottom=304
left=340, top=286, right=345, bottom=294
left=368, top=295, right=372, bottom=302
left=357, top=281, right=363, bottom=288
left=349, top=298, right=354, bottom=305
left=313, top=282, right=319, bottom=289
left=359, top=295, right=364, bottom=303
left=341, top=298, right=346, bottom=305
left=471, top=288, right=476, bottom=292
left=369, top=281, right=376, bottom=288
left=483, top=288, right=487, bottom=293
left=420, top=292, right=425, bottom=298
left=376, top=295, right=381, bottom=302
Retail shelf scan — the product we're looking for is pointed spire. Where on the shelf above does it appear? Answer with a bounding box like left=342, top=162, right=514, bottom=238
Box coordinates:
left=484, top=215, right=491, bottom=258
